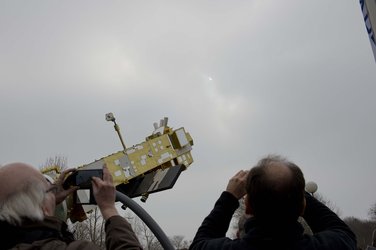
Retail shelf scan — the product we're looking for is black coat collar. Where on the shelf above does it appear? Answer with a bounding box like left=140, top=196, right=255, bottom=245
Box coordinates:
left=0, top=216, right=74, bottom=250
left=243, top=217, right=304, bottom=248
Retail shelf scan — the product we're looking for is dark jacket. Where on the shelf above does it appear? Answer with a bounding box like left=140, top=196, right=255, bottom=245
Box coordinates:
left=1, top=215, right=142, bottom=250
left=190, top=191, right=356, bottom=250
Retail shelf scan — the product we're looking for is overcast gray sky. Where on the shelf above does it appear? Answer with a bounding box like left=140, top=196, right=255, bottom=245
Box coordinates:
left=1, top=0, right=375, bottom=240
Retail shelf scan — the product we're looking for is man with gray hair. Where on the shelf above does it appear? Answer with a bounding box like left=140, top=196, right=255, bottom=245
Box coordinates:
left=190, top=155, right=357, bottom=250
left=0, top=162, right=142, bottom=250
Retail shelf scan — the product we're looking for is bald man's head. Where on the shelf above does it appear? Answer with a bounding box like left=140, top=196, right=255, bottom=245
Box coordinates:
left=246, top=155, right=306, bottom=225
left=0, top=163, right=49, bottom=225
left=0, top=163, right=47, bottom=201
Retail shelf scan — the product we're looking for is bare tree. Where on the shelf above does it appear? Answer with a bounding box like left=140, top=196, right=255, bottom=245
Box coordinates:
left=148, top=240, right=163, bottom=250
left=369, top=202, right=376, bottom=221
left=313, top=192, right=341, bottom=216
left=123, top=210, right=192, bottom=249
left=344, top=216, right=376, bottom=249
left=72, top=207, right=106, bottom=249
left=40, top=155, right=68, bottom=172
left=170, top=235, right=190, bottom=249
left=123, top=210, right=159, bottom=249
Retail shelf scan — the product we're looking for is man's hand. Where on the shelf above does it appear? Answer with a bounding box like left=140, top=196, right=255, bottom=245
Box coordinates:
left=54, top=168, right=79, bottom=205
left=92, top=164, right=118, bottom=220
left=226, top=170, right=249, bottom=199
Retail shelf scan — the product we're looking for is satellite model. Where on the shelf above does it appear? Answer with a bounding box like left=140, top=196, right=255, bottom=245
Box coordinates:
left=42, top=114, right=194, bottom=221
left=360, top=0, right=376, bottom=62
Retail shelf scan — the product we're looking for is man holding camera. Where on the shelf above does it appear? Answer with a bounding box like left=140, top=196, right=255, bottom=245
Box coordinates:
left=0, top=162, right=142, bottom=250
left=190, top=155, right=356, bottom=250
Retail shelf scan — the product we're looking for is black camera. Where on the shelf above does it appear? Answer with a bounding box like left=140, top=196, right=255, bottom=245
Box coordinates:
left=63, top=169, right=103, bottom=189
left=63, top=169, right=103, bottom=204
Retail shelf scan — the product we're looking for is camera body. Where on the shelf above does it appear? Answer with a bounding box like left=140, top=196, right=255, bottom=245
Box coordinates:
left=63, top=169, right=103, bottom=204
left=63, top=169, right=103, bottom=189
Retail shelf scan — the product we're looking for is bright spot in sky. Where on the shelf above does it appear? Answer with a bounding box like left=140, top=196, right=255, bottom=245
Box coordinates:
left=208, top=77, right=213, bottom=81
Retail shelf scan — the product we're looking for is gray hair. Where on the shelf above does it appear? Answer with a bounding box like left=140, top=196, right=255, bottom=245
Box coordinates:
left=0, top=180, right=45, bottom=225
left=237, top=214, right=248, bottom=238
left=255, top=154, right=291, bottom=168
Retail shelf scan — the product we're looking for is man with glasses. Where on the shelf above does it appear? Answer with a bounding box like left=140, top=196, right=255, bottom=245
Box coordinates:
left=0, top=162, right=142, bottom=250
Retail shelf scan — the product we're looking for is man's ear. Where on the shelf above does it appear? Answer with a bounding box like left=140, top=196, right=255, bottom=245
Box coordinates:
left=41, top=203, right=49, bottom=216
left=245, top=195, right=253, bottom=215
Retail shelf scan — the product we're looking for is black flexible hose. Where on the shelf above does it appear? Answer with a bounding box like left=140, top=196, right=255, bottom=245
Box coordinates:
left=115, top=191, right=175, bottom=250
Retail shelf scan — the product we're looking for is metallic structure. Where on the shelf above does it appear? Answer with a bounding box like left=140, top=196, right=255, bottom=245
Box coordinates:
left=360, top=0, right=376, bottom=62
left=42, top=114, right=194, bottom=221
